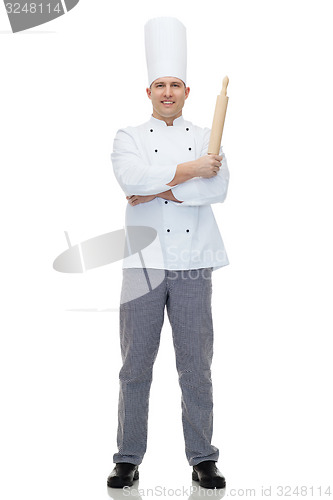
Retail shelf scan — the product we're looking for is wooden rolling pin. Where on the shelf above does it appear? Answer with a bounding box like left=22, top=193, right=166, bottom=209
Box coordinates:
left=208, top=76, right=229, bottom=154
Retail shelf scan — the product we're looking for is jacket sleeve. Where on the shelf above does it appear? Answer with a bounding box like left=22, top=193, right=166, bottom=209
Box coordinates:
left=111, top=128, right=178, bottom=196
left=170, top=127, right=230, bottom=206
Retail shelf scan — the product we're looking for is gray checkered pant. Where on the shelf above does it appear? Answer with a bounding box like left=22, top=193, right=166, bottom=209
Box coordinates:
left=113, top=267, right=219, bottom=466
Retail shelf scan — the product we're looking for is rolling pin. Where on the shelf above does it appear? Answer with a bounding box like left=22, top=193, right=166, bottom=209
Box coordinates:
left=208, top=76, right=229, bottom=155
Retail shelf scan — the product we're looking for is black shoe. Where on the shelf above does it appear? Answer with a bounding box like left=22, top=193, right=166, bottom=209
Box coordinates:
left=107, top=462, right=139, bottom=488
left=192, top=460, right=226, bottom=489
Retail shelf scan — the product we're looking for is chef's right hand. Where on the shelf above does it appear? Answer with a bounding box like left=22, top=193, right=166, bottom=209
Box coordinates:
left=193, top=154, right=222, bottom=178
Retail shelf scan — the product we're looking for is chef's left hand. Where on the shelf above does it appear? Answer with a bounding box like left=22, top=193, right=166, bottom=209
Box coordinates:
left=126, top=194, right=156, bottom=206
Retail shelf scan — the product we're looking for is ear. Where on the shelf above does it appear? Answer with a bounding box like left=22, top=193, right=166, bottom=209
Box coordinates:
left=146, top=87, right=152, bottom=100
left=184, top=87, right=190, bottom=100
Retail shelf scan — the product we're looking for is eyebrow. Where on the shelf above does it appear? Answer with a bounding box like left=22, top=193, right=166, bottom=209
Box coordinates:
left=153, top=81, right=181, bottom=85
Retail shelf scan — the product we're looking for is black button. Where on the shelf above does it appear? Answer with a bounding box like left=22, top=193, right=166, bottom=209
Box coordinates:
left=165, top=201, right=168, bottom=204
left=188, top=147, right=192, bottom=151
left=150, top=129, right=153, bottom=132
left=155, top=149, right=158, bottom=153
left=186, top=128, right=189, bottom=131
left=167, top=229, right=170, bottom=232
left=186, top=229, right=190, bottom=232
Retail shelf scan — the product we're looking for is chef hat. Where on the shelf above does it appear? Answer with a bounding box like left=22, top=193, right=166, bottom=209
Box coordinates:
left=144, top=17, right=187, bottom=87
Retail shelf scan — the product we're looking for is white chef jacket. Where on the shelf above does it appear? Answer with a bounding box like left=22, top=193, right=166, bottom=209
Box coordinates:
left=111, top=114, right=229, bottom=271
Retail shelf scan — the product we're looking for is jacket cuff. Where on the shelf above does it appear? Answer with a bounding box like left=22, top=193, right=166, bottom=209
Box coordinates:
left=171, top=178, right=200, bottom=206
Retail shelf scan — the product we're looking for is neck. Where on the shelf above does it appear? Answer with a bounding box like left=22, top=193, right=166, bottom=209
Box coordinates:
left=152, top=110, right=182, bottom=126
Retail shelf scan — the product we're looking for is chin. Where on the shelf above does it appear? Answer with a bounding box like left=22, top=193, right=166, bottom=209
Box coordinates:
left=162, top=108, right=179, bottom=116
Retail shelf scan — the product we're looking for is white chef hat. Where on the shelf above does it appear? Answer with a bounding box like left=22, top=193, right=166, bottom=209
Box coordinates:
left=144, top=17, right=187, bottom=87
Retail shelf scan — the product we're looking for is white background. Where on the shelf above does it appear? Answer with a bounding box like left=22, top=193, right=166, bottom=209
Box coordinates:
left=1, top=1, right=332, bottom=499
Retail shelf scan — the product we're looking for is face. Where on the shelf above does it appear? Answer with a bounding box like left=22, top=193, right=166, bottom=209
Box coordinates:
left=146, top=77, right=190, bottom=124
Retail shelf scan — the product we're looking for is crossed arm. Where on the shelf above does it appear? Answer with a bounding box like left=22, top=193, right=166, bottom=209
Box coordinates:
left=126, top=155, right=223, bottom=206
left=112, top=128, right=229, bottom=207
left=126, top=189, right=179, bottom=206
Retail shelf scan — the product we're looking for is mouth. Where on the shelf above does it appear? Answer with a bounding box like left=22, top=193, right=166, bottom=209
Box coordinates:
left=161, top=101, right=175, bottom=106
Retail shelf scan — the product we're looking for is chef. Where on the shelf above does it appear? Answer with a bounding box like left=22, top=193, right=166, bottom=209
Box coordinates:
left=107, top=17, right=230, bottom=490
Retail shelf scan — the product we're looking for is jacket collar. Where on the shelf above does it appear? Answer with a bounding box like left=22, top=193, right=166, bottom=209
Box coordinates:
left=149, top=115, right=185, bottom=128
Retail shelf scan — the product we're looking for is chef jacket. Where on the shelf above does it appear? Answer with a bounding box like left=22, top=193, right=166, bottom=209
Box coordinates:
left=111, top=114, right=230, bottom=271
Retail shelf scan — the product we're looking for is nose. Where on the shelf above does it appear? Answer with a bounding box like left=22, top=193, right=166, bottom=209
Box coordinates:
left=164, top=85, right=173, bottom=97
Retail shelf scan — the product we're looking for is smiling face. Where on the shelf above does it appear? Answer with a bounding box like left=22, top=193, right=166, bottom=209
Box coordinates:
left=146, top=77, right=190, bottom=125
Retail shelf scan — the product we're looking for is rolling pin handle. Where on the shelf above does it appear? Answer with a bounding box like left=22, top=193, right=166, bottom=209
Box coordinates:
left=221, top=76, right=229, bottom=96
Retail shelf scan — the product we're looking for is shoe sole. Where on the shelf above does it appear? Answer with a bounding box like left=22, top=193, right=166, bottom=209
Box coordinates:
left=107, top=470, right=139, bottom=488
left=192, top=470, right=226, bottom=489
